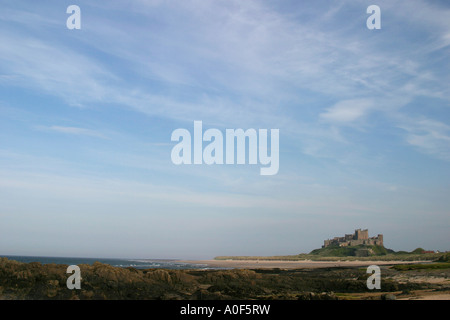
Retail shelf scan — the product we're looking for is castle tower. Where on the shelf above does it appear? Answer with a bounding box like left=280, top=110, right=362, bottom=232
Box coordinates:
left=377, top=234, right=383, bottom=246
left=361, top=229, right=369, bottom=240
left=354, top=229, right=360, bottom=240
left=323, top=229, right=384, bottom=248
left=354, top=229, right=369, bottom=240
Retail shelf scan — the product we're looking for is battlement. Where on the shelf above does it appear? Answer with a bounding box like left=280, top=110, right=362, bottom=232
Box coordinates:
left=323, top=229, right=383, bottom=248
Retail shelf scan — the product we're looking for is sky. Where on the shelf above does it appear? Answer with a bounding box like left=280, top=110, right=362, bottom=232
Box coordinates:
left=0, top=0, right=449, bottom=259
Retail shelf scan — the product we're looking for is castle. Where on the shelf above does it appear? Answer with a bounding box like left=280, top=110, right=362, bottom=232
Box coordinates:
left=322, top=229, right=383, bottom=248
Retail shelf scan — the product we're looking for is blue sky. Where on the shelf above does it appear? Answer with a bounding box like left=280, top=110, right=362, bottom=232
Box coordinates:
left=0, top=0, right=449, bottom=259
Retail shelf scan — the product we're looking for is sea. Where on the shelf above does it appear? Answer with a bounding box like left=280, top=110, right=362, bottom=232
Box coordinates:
left=0, top=255, right=219, bottom=270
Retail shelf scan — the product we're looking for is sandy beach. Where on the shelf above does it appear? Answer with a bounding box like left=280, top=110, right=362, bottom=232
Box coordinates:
left=177, top=259, right=428, bottom=269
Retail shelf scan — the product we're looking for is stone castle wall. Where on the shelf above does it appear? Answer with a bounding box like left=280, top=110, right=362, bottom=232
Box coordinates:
left=323, top=229, right=383, bottom=248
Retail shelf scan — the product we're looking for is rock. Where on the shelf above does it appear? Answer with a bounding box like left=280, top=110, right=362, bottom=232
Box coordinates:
left=46, top=279, right=60, bottom=298
left=145, top=269, right=172, bottom=284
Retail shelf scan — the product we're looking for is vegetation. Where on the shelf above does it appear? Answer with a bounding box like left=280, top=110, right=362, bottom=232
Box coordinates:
left=391, top=262, right=450, bottom=271
left=391, top=253, right=450, bottom=271
left=0, top=257, right=439, bottom=300
left=436, top=253, right=450, bottom=263
left=309, top=244, right=393, bottom=257
left=215, top=247, right=447, bottom=262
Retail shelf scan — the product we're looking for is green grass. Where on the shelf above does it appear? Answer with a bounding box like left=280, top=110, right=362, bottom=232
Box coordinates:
left=214, top=248, right=448, bottom=262
left=309, top=244, right=392, bottom=257
left=435, top=253, right=450, bottom=263
left=391, top=262, right=450, bottom=271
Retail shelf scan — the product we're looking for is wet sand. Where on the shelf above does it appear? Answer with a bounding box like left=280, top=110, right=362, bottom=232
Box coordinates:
left=177, top=259, right=429, bottom=269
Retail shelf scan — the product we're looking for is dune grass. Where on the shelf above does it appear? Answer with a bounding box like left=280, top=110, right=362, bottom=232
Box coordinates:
left=215, top=248, right=448, bottom=262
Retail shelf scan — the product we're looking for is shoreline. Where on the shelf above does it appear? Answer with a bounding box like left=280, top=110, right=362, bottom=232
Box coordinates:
left=1, top=256, right=448, bottom=300
left=177, top=259, right=430, bottom=269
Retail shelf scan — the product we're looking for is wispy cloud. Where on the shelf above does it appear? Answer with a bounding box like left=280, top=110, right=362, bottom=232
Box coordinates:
left=2, top=0, right=449, bottom=129
left=1, top=0, right=450, bottom=256
left=38, top=125, right=107, bottom=139
left=0, top=0, right=449, bottom=162
left=320, top=99, right=375, bottom=124
left=398, top=117, right=450, bottom=161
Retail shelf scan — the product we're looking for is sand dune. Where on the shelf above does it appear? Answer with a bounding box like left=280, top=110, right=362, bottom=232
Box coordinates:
left=178, top=259, right=428, bottom=269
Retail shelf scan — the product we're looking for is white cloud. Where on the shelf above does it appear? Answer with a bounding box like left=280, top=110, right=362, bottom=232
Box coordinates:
left=39, top=125, right=107, bottom=139
left=1, top=0, right=449, bottom=162
left=398, top=118, right=450, bottom=161
left=320, top=99, right=375, bottom=124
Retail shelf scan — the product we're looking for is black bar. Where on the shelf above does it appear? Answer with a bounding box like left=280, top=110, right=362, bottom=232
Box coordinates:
left=0, top=300, right=443, bottom=319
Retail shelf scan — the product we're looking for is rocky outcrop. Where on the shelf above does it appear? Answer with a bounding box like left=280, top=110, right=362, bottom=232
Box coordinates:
left=0, top=257, right=434, bottom=300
